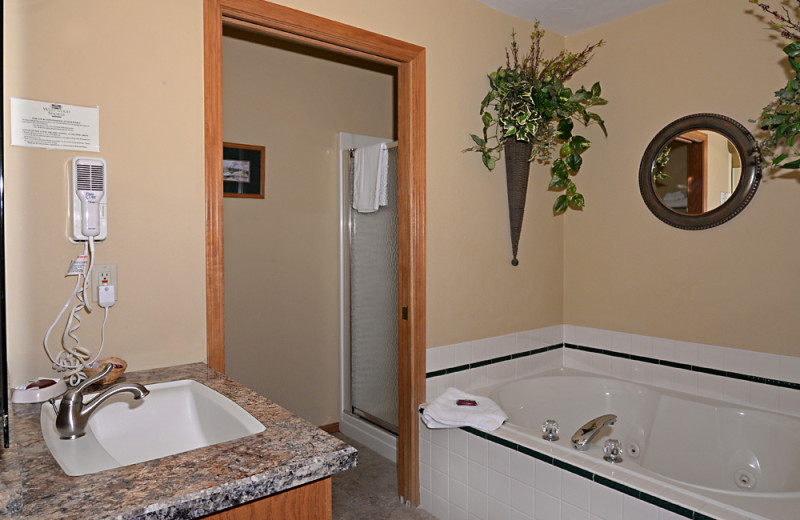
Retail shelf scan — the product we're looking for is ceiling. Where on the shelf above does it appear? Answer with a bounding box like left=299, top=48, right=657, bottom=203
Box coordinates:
left=474, top=0, right=674, bottom=36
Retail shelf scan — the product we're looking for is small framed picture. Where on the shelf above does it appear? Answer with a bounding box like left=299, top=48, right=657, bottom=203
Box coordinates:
left=223, top=142, right=265, bottom=198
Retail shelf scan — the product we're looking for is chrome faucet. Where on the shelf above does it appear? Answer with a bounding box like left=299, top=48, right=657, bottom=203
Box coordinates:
left=571, top=414, right=617, bottom=451
left=50, top=363, right=149, bottom=439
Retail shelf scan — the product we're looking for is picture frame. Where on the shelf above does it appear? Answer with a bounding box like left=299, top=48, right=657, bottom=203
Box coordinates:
left=223, top=142, right=265, bottom=198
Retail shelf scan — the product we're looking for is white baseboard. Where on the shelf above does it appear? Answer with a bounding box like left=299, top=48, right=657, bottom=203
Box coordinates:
left=339, top=411, right=397, bottom=463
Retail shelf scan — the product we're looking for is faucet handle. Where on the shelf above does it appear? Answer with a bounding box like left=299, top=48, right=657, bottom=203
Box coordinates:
left=542, top=419, right=560, bottom=441
left=82, top=363, right=114, bottom=386
left=603, top=439, right=623, bottom=463
left=63, top=363, right=114, bottom=401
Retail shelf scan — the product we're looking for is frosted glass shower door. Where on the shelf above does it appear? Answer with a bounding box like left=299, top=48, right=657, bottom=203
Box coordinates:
left=348, top=146, right=399, bottom=434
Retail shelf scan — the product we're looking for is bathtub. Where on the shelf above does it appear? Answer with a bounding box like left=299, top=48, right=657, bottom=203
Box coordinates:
left=480, top=368, right=800, bottom=520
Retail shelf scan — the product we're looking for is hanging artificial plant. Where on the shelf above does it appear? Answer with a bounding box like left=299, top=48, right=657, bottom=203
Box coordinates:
left=464, top=22, right=608, bottom=213
left=749, top=0, right=800, bottom=169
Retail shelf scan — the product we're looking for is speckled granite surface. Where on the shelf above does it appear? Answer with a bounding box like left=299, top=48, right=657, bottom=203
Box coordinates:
left=0, top=363, right=357, bottom=519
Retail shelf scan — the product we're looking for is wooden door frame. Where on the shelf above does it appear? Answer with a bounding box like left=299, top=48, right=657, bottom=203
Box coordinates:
left=203, top=0, right=426, bottom=505
left=680, top=131, right=708, bottom=214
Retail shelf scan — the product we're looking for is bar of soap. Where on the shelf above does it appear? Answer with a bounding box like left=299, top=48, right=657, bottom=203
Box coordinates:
left=25, top=379, right=57, bottom=390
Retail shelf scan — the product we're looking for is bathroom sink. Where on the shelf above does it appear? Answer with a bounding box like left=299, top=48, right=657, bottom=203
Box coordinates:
left=41, top=379, right=265, bottom=476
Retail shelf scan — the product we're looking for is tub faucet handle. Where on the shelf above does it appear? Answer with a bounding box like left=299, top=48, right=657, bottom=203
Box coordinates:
left=542, top=419, right=560, bottom=441
left=603, top=439, right=623, bottom=463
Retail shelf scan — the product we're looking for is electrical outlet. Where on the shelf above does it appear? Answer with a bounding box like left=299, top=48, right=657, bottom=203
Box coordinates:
left=94, top=264, right=117, bottom=303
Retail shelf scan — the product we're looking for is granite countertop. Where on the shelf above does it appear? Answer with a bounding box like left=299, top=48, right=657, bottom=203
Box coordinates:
left=0, top=362, right=357, bottom=519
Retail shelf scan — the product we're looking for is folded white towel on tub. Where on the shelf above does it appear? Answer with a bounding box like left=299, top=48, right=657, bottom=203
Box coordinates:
left=422, top=387, right=508, bottom=432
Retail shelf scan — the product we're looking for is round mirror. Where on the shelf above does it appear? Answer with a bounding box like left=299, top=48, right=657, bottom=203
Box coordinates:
left=639, top=114, right=761, bottom=230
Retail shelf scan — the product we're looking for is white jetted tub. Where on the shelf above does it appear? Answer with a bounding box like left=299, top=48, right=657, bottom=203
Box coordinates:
left=482, top=368, right=800, bottom=520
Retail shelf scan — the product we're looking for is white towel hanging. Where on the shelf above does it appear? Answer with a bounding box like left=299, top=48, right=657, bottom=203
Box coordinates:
left=353, top=143, right=388, bottom=213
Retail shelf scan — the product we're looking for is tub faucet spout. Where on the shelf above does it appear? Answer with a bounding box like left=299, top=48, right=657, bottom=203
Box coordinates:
left=571, top=414, right=617, bottom=451
left=52, top=363, right=149, bottom=439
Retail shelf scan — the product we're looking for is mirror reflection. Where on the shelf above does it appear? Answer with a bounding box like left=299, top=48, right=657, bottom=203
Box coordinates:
left=653, top=130, right=742, bottom=215
left=638, top=113, right=760, bottom=230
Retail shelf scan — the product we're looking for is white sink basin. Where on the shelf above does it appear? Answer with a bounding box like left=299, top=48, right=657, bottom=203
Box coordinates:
left=41, top=379, right=265, bottom=476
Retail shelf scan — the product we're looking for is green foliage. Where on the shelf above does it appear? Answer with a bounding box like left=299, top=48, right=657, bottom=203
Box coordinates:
left=464, top=22, right=608, bottom=213
left=749, top=1, right=800, bottom=168
left=753, top=41, right=800, bottom=169
left=653, top=146, right=671, bottom=181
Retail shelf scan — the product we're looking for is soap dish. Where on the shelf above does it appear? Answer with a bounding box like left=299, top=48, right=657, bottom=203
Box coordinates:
left=11, top=378, right=67, bottom=403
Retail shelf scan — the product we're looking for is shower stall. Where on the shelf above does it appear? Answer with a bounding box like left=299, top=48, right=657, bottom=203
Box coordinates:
left=338, top=132, right=399, bottom=461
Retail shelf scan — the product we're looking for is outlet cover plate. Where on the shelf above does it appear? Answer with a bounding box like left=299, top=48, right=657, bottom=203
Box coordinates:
left=94, top=264, right=117, bottom=303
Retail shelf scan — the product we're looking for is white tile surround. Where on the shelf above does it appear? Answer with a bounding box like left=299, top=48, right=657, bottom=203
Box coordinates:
left=419, top=325, right=800, bottom=520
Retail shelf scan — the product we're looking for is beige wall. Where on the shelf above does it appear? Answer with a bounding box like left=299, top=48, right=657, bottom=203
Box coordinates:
left=563, top=0, right=800, bottom=356
left=221, top=31, right=394, bottom=426
left=10, top=0, right=788, bottom=402
left=4, top=0, right=562, bottom=388
left=4, top=0, right=206, bottom=385
left=268, top=0, right=564, bottom=349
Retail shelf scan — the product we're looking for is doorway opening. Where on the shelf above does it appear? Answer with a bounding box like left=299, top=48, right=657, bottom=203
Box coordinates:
left=204, top=0, right=426, bottom=505
left=221, top=26, right=396, bottom=435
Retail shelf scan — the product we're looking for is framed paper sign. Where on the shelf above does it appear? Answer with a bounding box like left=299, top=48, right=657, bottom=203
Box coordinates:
left=223, top=142, right=265, bottom=198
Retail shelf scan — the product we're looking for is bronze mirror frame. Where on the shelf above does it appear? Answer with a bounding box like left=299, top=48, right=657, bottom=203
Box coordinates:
left=639, top=113, right=761, bottom=230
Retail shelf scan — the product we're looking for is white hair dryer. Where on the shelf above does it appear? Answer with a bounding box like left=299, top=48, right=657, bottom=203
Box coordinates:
left=70, top=157, right=107, bottom=242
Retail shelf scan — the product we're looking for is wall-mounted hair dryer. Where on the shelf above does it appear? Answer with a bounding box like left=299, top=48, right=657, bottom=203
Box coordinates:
left=69, top=157, right=107, bottom=242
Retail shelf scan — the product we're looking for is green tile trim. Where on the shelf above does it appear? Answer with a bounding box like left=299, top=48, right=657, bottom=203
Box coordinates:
left=639, top=492, right=696, bottom=518
left=563, top=343, right=800, bottom=391
left=425, top=341, right=800, bottom=392
left=425, top=344, right=561, bottom=378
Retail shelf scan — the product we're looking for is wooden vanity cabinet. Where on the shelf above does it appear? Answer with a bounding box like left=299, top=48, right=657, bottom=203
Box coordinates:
left=203, top=477, right=332, bottom=520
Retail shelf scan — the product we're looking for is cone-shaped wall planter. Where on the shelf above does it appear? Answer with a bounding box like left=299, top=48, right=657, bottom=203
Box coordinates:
left=504, top=140, right=533, bottom=266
